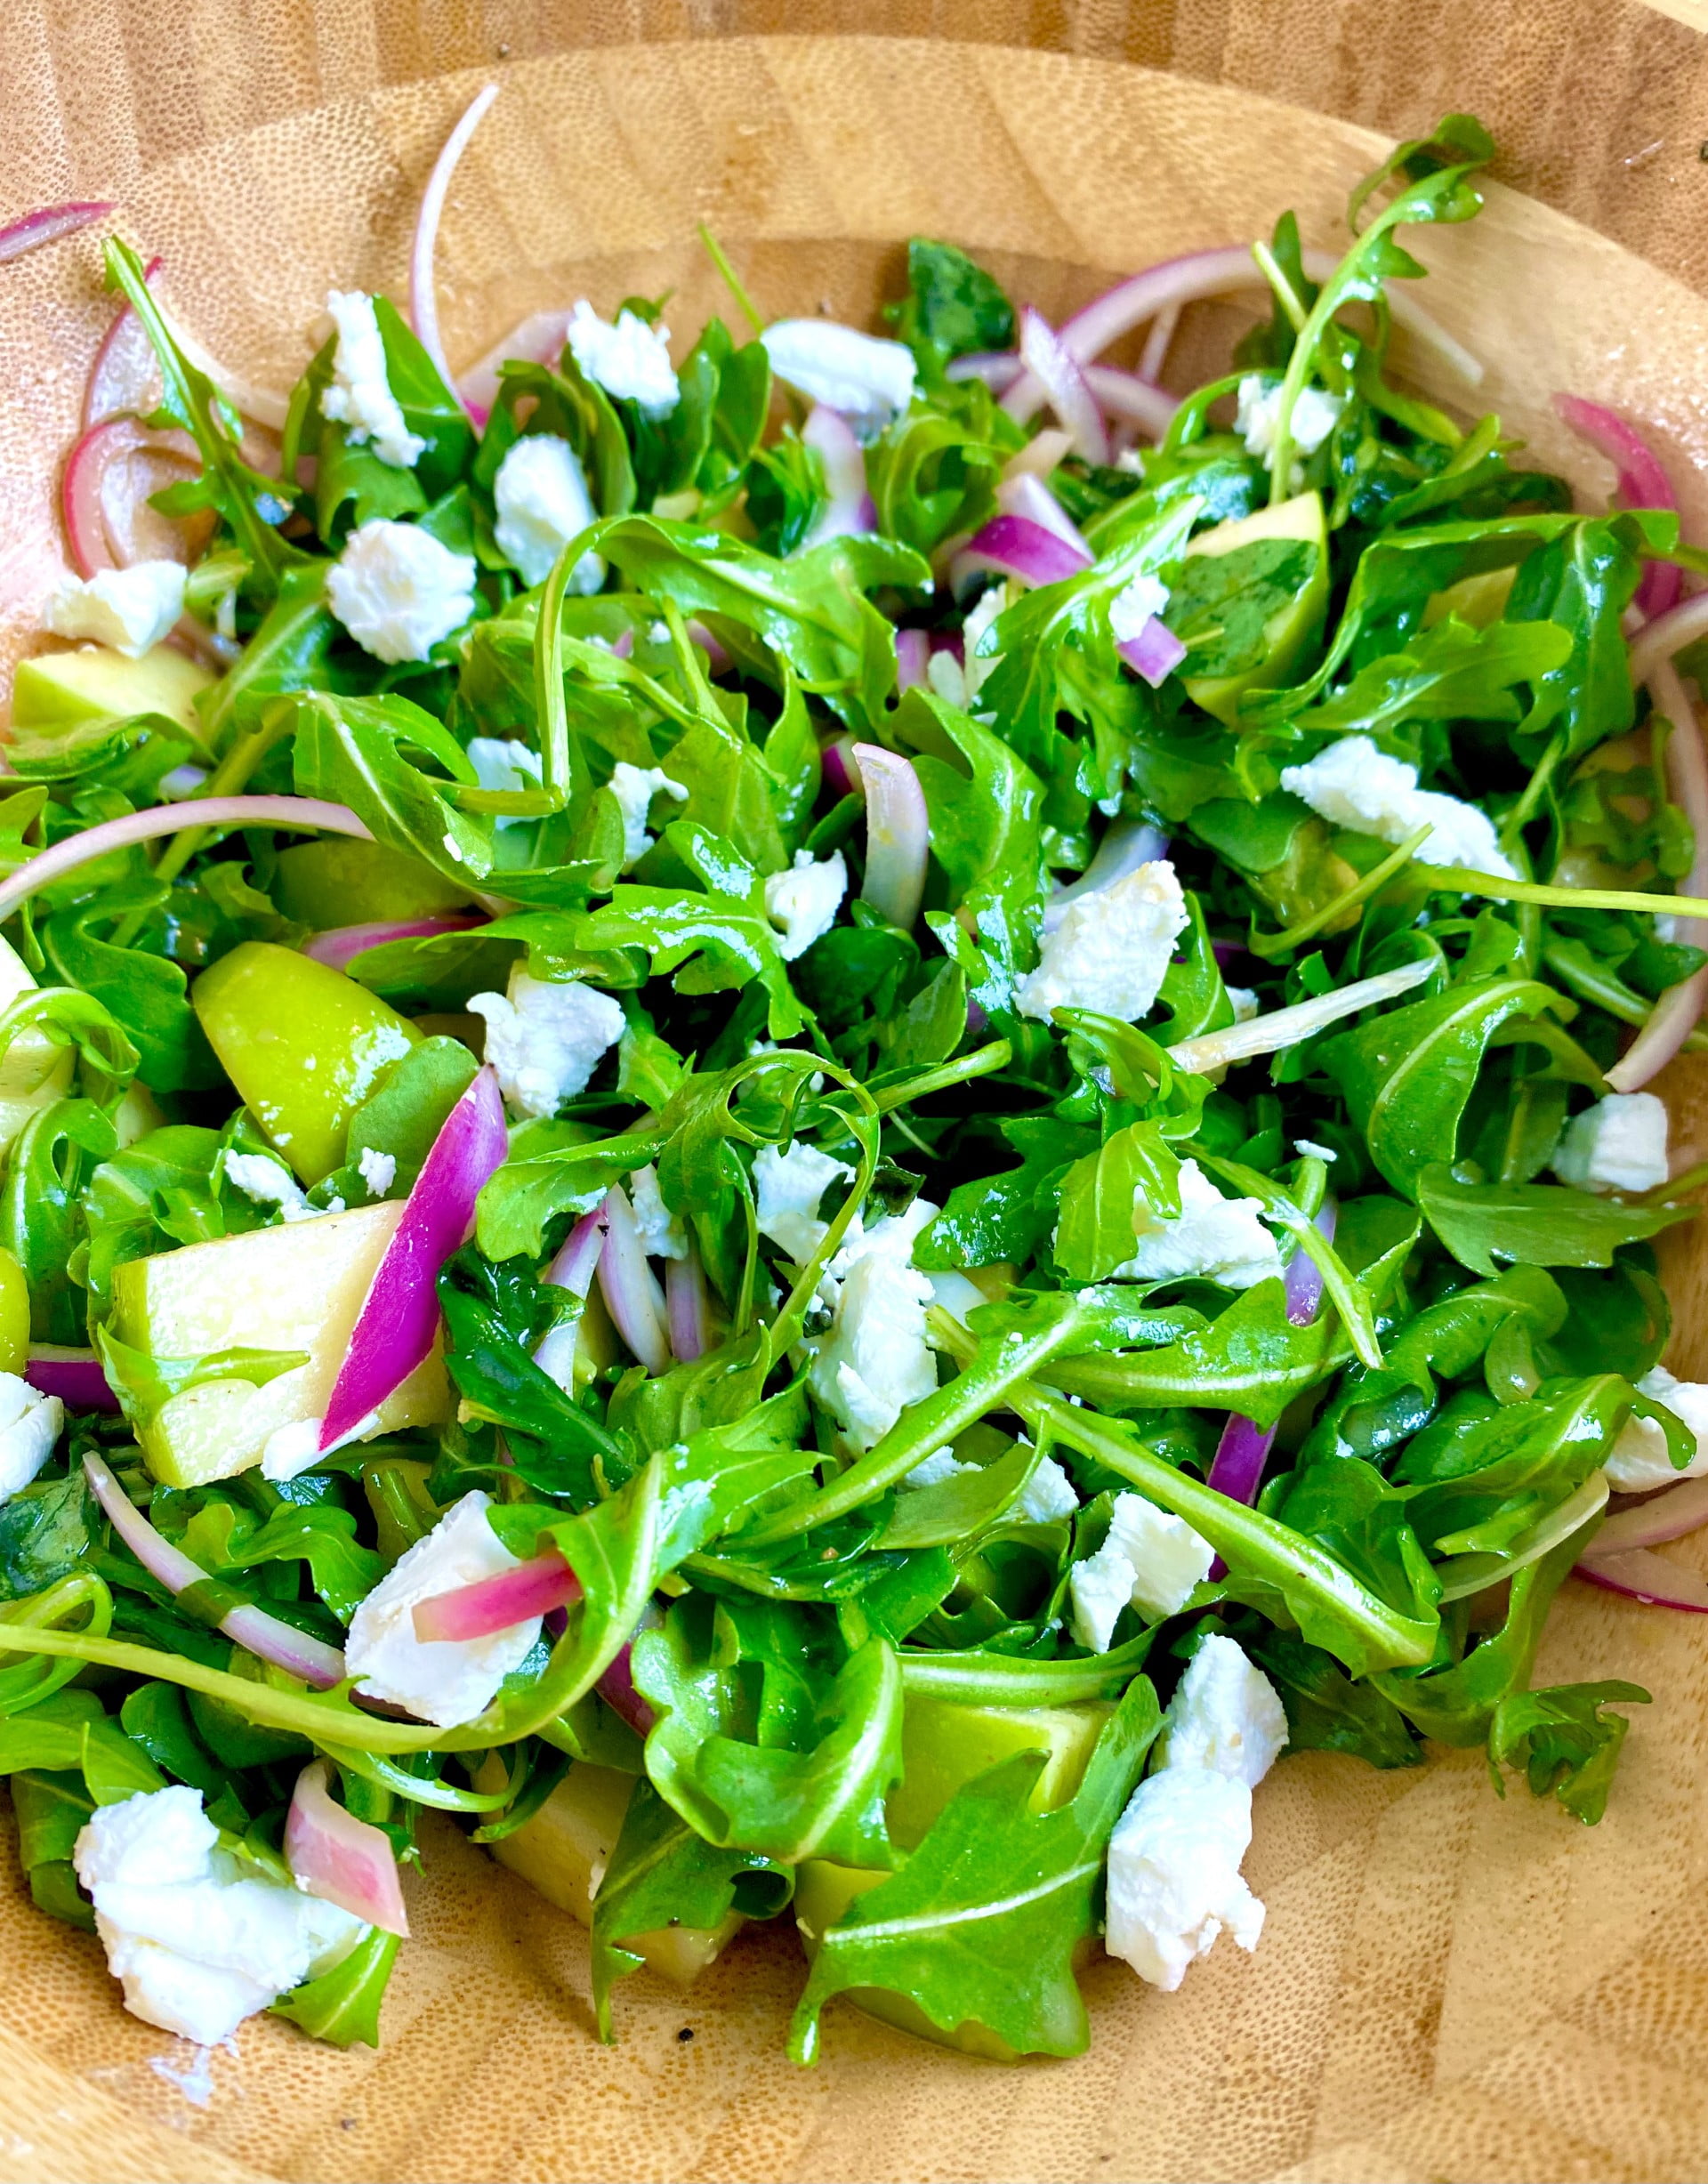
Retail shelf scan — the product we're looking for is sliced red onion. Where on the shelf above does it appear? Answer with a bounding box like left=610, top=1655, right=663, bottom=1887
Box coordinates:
left=894, top=628, right=931, bottom=692
left=1001, top=428, right=1075, bottom=482
left=1575, top=1546, right=1708, bottom=1614
left=1084, top=365, right=1179, bottom=439
left=595, top=1642, right=656, bottom=1737
left=596, top=1183, right=672, bottom=1377
left=1606, top=658, right=1708, bottom=1092
left=687, top=618, right=732, bottom=674
left=947, top=352, right=1024, bottom=392
left=62, top=415, right=201, bottom=576
left=286, top=1760, right=410, bottom=1936
left=85, top=254, right=165, bottom=428
left=0, top=797, right=371, bottom=924
left=996, top=471, right=1092, bottom=560
left=1205, top=1200, right=1335, bottom=1524
left=320, top=1065, right=508, bottom=1448
left=0, top=200, right=112, bottom=264
left=544, top=1205, right=608, bottom=1299
left=1117, top=618, right=1188, bottom=689
left=27, top=1349, right=118, bottom=1413
left=1554, top=392, right=1680, bottom=619
left=302, top=916, right=485, bottom=973
left=1283, top=1197, right=1338, bottom=1326
left=949, top=513, right=1091, bottom=597
left=1043, top=820, right=1170, bottom=933
left=665, top=1248, right=713, bottom=1363
left=853, top=743, right=930, bottom=931
left=1583, top=1476, right=1708, bottom=1559
left=821, top=734, right=862, bottom=800
left=412, top=1550, right=580, bottom=1643
left=1137, top=302, right=1181, bottom=384
left=455, top=306, right=574, bottom=423
left=84, top=1451, right=346, bottom=1687
left=800, top=406, right=876, bottom=549
left=1165, top=959, right=1435, bottom=1076
left=1629, top=590, right=1708, bottom=684
left=410, top=82, right=500, bottom=411
left=1008, top=307, right=1108, bottom=464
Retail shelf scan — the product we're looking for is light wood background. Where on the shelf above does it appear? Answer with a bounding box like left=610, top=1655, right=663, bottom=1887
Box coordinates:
left=4, top=11, right=1708, bottom=2182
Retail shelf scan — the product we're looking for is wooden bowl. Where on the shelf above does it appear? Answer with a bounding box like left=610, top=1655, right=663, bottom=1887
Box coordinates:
left=4, top=10, right=1708, bottom=2180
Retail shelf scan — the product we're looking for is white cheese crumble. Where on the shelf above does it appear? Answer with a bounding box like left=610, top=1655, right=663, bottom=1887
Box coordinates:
left=1157, top=1635, right=1288, bottom=1788
left=0, top=1374, right=62, bottom=1502
left=492, top=432, right=604, bottom=591
left=1104, top=1766, right=1264, bottom=1992
left=1110, top=1156, right=1282, bottom=1290
left=902, top=1447, right=974, bottom=1489
left=221, top=1150, right=331, bottom=1224
left=760, top=320, right=918, bottom=438
left=1279, top=734, right=1519, bottom=881
left=753, top=1140, right=853, bottom=1262
left=1235, top=375, right=1345, bottom=478
left=567, top=301, right=679, bottom=418
left=608, top=761, right=688, bottom=870
left=319, top=290, right=425, bottom=468
left=1015, top=859, right=1189, bottom=1025
left=469, top=966, right=624, bottom=1118
left=807, top=1199, right=941, bottom=1450
left=1068, top=1491, right=1214, bottom=1651
left=1606, top=1364, right=1708, bottom=1490
left=1108, top=572, right=1172, bottom=645
left=1226, top=986, right=1260, bottom=1024
left=1551, top=1091, right=1670, bottom=1194
left=629, top=1163, right=689, bottom=1261
left=44, top=561, right=187, bottom=657
left=345, top=1490, right=540, bottom=1729
left=1294, top=1138, right=1338, bottom=1164
left=357, top=1145, right=397, bottom=1198
left=74, top=1786, right=362, bottom=2047
left=326, top=519, right=477, bottom=665
left=764, top=849, right=848, bottom=962
left=1016, top=1451, right=1080, bottom=1523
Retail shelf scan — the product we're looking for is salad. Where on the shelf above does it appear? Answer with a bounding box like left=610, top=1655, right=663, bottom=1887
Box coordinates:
left=0, top=101, right=1705, bottom=2070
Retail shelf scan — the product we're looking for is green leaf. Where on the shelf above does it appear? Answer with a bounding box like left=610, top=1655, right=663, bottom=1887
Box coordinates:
left=1287, top=615, right=1573, bottom=737
left=1487, top=1680, right=1648, bottom=1824
left=293, top=690, right=492, bottom=886
left=4, top=1100, right=120, bottom=1342
left=1247, top=1632, right=1422, bottom=1768
left=888, top=239, right=1015, bottom=372
left=39, top=882, right=219, bottom=1093
left=1053, top=1122, right=1182, bottom=1284
left=0, top=1473, right=93, bottom=1603
left=270, top=1928, right=399, bottom=2048
left=788, top=1674, right=1162, bottom=2063
left=117, top=1682, right=231, bottom=1799
left=1415, top=1166, right=1693, bottom=1276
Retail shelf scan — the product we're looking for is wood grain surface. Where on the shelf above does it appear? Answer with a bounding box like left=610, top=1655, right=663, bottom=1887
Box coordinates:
left=3, top=14, right=1708, bottom=2184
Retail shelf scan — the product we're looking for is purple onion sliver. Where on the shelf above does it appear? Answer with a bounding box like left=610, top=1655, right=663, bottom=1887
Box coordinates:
left=1117, top=617, right=1188, bottom=689
left=996, top=470, right=1092, bottom=560
left=665, top=1249, right=712, bottom=1364
left=821, top=734, right=862, bottom=801
left=302, top=915, right=484, bottom=973
left=544, top=1606, right=569, bottom=1642
left=1205, top=1414, right=1279, bottom=1510
left=596, top=1184, right=672, bottom=1376
left=27, top=1350, right=120, bottom=1414
left=0, top=200, right=113, bottom=264
left=800, top=406, right=875, bottom=550
left=895, top=627, right=931, bottom=692
left=1011, top=306, right=1109, bottom=465
left=544, top=1205, right=609, bottom=1300
left=596, top=1644, right=657, bottom=1737
left=949, top=512, right=1091, bottom=598
left=1283, top=1197, right=1338, bottom=1327
left=852, top=743, right=930, bottom=931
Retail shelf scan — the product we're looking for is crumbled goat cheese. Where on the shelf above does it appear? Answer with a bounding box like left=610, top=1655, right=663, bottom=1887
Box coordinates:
left=469, top=966, right=624, bottom=1118
left=608, top=762, right=688, bottom=870
left=1108, top=573, right=1172, bottom=644
left=1226, top=986, right=1260, bottom=1024
left=1015, top=860, right=1189, bottom=1024
left=567, top=301, right=679, bottom=418
left=1293, top=1138, right=1337, bottom=1163
left=492, top=432, right=604, bottom=591
left=1279, top=734, right=1519, bottom=881
left=760, top=320, right=918, bottom=437
left=902, top=1447, right=975, bottom=1489
left=1016, top=1452, right=1080, bottom=1524
left=357, top=1146, right=397, bottom=1198
left=222, top=1151, right=321, bottom=1224
left=1236, top=375, right=1345, bottom=475
left=259, top=1408, right=382, bottom=1483
left=1551, top=1091, right=1670, bottom=1194
left=1104, top=1767, right=1264, bottom=1991
left=923, top=1269, right=988, bottom=1325
left=319, top=290, right=425, bottom=468
left=1110, top=1156, right=1282, bottom=1289
left=1606, top=1364, right=1708, bottom=1491
left=1069, top=1491, right=1214, bottom=1651
left=764, top=850, right=848, bottom=962
left=345, top=1491, right=540, bottom=1729
left=466, top=735, right=544, bottom=821
left=629, top=1163, right=689, bottom=1261
left=44, top=560, right=187, bottom=657
left=326, top=519, right=477, bottom=665
left=75, top=1786, right=362, bottom=2046
left=0, top=1374, right=62, bottom=1502
left=753, top=1140, right=853, bottom=1262
left=808, top=1201, right=942, bottom=1450
left=1158, top=1635, right=1288, bottom=1789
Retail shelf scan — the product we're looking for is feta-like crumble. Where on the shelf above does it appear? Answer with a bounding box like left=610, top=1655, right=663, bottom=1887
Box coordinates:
left=1108, top=572, right=1172, bottom=645
left=1235, top=376, right=1345, bottom=475
left=492, top=432, right=604, bottom=591
left=44, top=560, right=186, bottom=657
left=1158, top=1635, right=1288, bottom=1789
left=760, top=320, right=917, bottom=437
left=326, top=519, right=477, bottom=665
left=1111, top=1156, right=1283, bottom=1290
left=808, top=1200, right=943, bottom=1450
left=1606, top=1363, right=1708, bottom=1491
left=1104, top=1767, right=1264, bottom=1992
left=222, top=1150, right=321, bottom=1223
left=753, top=1140, right=853, bottom=1262
left=1015, top=860, right=1189, bottom=1024
left=1069, top=1491, right=1214, bottom=1650
left=567, top=301, right=679, bottom=418
left=357, top=1145, right=398, bottom=1198
left=0, top=1374, right=63, bottom=1502
left=1016, top=1451, right=1080, bottom=1524
left=469, top=966, right=624, bottom=1118
left=763, top=849, right=847, bottom=962
left=902, top=1447, right=974, bottom=1489
left=1551, top=1091, right=1670, bottom=1195
left=345, top=1490, right=540, bottom=1729
left=1279, top=734, right=1519, bottom=881
left=608, top=761, right=688, bottom=870
left=319, top=290, right=424, bottom=468
left=629, top=1162, right=689, bottom=1261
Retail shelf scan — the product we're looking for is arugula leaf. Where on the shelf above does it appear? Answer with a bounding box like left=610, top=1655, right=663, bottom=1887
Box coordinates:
left=1415, top=1167, right=1693, bottom=1275
left=1285, top=616, right=1572, bottom=739
left=293, top=691, right=492, bottom=885
left=1487, top=1680, right=1648, bottom=1824
left=270, top=1928, right=399, bottom=2049
left=1053, top=1122, right=1181, bottom=1284
left=1246, top=1630, right=1422, bottom=1768
left=888, top=239, right=1015, bottom=374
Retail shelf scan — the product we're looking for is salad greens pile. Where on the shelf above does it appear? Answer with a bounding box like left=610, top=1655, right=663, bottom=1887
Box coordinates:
left=0, top=110, right=1701, bottom=2066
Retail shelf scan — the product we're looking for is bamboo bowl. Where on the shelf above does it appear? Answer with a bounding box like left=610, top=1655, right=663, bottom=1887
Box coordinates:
left=5, top=8, right=1708, bottom=2180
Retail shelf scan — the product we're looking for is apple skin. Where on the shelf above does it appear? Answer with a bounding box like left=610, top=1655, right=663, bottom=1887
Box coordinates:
left=270, top=838, right=473, bottom=929
left=1181, top=488, right=1329, bottom=727
left=12, top=643, right=214, bottom=737
left=191, top=941, right=420, bottom=1183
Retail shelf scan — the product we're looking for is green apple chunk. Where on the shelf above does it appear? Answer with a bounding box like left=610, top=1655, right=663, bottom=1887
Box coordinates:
left=270, top=838, right=474, bottom=930
left=11, top=643, right=214, bottom=738
left=490, top=1762, right=741, bottom=1985
left=1180, top=488, right=1328, bottom=726
left=191, top=942, right=421, bottom=1183
left=109, top=1201, right=452, bottom=1487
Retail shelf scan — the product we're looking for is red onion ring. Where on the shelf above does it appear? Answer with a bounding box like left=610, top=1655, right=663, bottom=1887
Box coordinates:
left=84, top=254, right=165, bottom=428
left=455, top=306, right=574, bottom=424
left=1083, top=365, right=1179, bottom=439
left=949, top=512, right=1091, bottom=597
left=894, top=628, right=931, bottom=692
left=1117, top=619, right=1188, bottom=689
left=83, top=1450, right=347, bottom=1687
left=801, top=406, right=876, bottom=548
left=302, top=916, right=486, bottom=973
left=286, top=1760, right=411, bottom=1936
left=1001, top=428, right=1075, bottom=482
left=321, top=1065, right=508, bottom=1448
left=544, top=1205, right=608, bottom=1299
left=665, top=1248, right=713, bottom=1363
left=26, top=1350, right=119, bottom=1413
left=1583, top=1475, right=1708, bottom=1559
left=1008, top=307, right=1108, bottom=464
left=61, top=415, right=202, bottom=576
left=410, top=82, right=499, bottom=411
left=1554, top=392, right=1681, bottom=620
left=0, top=200, right=112, bottom=264
left=413, top=1550, right=580, bottom=1644
left=596, top=1183, right=672, bottom=1377
left=1137, top=302, right=1181, bottom=384
left=1575, top=1547, right=1708, bottom=1614
left=852, top=742, right=930, bottom=931
left=1043, top=820, right=1170, bottom=934
left=996, top=471, right=1092, bottom=559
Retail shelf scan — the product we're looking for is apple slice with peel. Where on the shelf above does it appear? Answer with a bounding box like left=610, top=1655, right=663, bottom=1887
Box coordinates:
left=12, top=642, right=214, bottom=737
left=109, top=1201, right=451, bottom=1487
left=1180, top=488, right=1328, bottom=726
